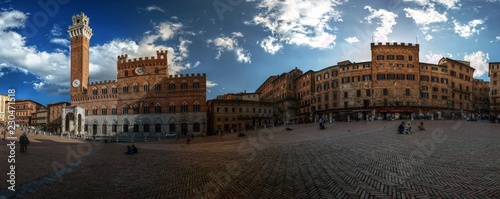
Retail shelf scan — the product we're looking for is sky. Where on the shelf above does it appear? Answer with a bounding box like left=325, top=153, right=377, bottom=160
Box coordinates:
left=0, top=0, right=499, bottom=107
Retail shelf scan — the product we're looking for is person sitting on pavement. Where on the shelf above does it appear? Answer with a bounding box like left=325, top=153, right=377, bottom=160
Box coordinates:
left=125, top=145, right=133, bottom=154
left=405, top=121, right=412, bottom=134
left=397, top=122, right=405, bottom=134
left=131, top=145, right=138, bottom=154
left=418, top=122, right=425, bottom=131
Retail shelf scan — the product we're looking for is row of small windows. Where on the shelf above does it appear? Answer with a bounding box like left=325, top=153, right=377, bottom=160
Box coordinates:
left=376, top=55, right=413, bottom=61
left=449, top=71, right=472, bottom=81
left=85, top=103, right=201, bottom=116
left=378, top=64, right=414, bottom=68
left=84, top=123, right=201, bottom=133
left=310, top=88, right=459, bottom=103
left=91, top=82, right=201, bottom=95
left=215, top=107, right=272, bottom=114
left=421, top=65, right=447, bottom=72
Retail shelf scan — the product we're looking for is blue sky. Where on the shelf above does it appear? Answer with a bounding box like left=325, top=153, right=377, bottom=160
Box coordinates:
left=0, top=0, right=499, bottom=107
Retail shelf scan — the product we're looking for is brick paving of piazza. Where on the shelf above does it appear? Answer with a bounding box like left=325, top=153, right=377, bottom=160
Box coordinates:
left=1, top=120, right=499, bottom=198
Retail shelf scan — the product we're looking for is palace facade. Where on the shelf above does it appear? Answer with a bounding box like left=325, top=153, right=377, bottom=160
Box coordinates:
left=0, top=94, right=10, bottom=125
left=490, top=62, right=500, bottom=113
left=9, top=99, right=45, bottom=127
left=63, top=13, right=206, bottom=137
left=472, top=79, right=490, bottom=113
left=207, top=92, right=273, bottom=134
left=256, top=42, right=480, bottom=123
left=47, top=102, right=71, bottom=134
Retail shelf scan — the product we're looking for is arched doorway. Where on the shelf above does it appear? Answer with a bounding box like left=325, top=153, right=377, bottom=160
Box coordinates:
left=181, top=123, right=188, bottom=135
left=123, top=124, right=129, bottom=132
left=102, top=124, right=107, bottom=135
left=92, top=124, right=97, bottom=135
left=169, top=123, right=176, bottom=133
left=64, top=113, right=75, bottom=132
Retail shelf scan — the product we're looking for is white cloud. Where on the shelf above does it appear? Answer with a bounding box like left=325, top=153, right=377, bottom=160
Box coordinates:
left=364, top=6, right=398, bottom=42
left=259, top=36, right=283, bottom=54
left=206, top=80, right=217, bottom=88
left=452, top=19, right=485, bottom=38
left=433, top=0, right=460, bottom=9
left=403, top=0, right=430, bottom=5
left=248, top=0, right=342, bottom=53
left=157, top=22, right=183, bottom=41
left=0, top=10, right=25, bottom=29
left=145, top=5, right=165, bottom=13
left=403, top=0, right=459, bottom=9
left=344, top=37, right=360, bottom=44
left=464, top=51, right=489, bottom=78
left=0, top=10, right=196, bottom=95
left=50, top=24, right=63, bottom=37
left=496, top=36, right=500, bottom=41
left=207, top=32, right=251, bottom=63
left=425, top=51, right=444, bottom=64
left=50, top=38, right=70, bottom=46
left=0, top=11, right=69, bottom=94
left=404, top=5, right=447, bottom=25
left=0, top=72, right=4, bottom=78
left=425, top=34, right=433, bottom=41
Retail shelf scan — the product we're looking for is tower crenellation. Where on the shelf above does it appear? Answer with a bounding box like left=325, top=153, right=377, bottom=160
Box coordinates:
left=68, top=12, right=93, bottom=39
left=117, top=51, right=168, bottom=70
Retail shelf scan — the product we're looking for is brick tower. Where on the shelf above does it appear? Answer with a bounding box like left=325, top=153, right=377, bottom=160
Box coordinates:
left=68, top=12, right=92, bottom=100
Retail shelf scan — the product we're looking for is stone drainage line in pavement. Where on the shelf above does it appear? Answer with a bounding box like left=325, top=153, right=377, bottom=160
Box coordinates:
left=0, top=144, right=104, bottom=198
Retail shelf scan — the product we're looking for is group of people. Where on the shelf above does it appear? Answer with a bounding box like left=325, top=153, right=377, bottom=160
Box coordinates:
left=125, top=145, right=138, bottom=154
left=398, top=121, right=425, bottom=134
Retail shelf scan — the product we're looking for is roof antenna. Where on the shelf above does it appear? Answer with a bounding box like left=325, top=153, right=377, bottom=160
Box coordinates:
left=416, top=36, right=419, bottom=44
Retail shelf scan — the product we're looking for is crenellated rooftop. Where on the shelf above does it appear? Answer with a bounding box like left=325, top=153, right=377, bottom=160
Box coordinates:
left=371, top=42, right=419, bottom=47
left=168, top=73, right=206, bottom=78
left=117, top=50, right=168, bottom=64
left=89, top=80, right=117, bottom=86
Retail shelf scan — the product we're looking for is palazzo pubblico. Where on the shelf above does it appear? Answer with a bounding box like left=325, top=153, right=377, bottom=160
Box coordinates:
left=62, top=13, right=206, bottom=137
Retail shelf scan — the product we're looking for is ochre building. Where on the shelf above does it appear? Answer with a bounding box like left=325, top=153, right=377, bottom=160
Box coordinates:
left=490, top=62, right=500, bottom=113
left=207, top=92, right=273, bottom=134
left=63, top=13, right=206, bottom=137
left=472, top=79, right=490, bottom=113
left=0, top=94, right=10, bottom=125
left=9, top=99, right=45, bottom=128
left=256, top=42, right=479, bottom=122
left=255, top=67, right=302, bottom=124
left=33, top=107, right=47, bottom=130
left=47, top=102, right=71, bottom=134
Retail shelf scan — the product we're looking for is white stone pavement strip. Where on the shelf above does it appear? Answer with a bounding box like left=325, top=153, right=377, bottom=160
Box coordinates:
left=0, top=144, right=104, bottom=198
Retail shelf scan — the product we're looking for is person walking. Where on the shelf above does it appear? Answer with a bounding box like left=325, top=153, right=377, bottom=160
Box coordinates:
left=319, top=118, right=324, bottom=129
left=19, top=132, right=29, bottom=153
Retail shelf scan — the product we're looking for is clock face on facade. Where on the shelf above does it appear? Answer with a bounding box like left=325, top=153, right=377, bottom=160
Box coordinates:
left=72, top=79, right=80, bottom=87
left=135, top=67, right=146, bottom=75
